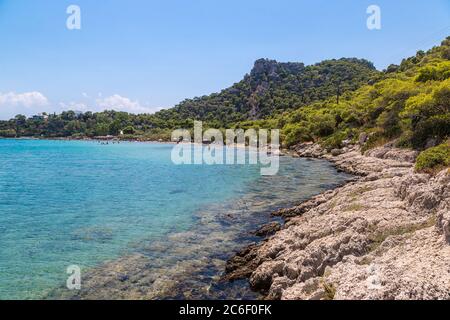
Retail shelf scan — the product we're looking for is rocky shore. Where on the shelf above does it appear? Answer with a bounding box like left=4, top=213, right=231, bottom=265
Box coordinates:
left=224, top=142, right=450, bottom=300
left=48, top=155, right=349, bottom=300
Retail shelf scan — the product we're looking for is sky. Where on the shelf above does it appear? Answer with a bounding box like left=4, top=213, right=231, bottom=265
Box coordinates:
left=0, top=0, right=449, bottom=120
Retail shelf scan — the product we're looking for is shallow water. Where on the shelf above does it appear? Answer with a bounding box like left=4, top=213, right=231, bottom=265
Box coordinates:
left=0, top=139, right=350, bottom=300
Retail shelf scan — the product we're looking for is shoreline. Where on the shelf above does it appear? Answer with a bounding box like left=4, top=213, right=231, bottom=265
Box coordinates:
left=1, top=137, right=286, bottom=156
left=0, top=137, right=277, bottom=151
left=8, top=138, right=448, bottom=300
left=0, top=136, right=175, bottom=144
left=44, top=153, right=349, bottom=300
left=224, top=142, right=450, bottom=300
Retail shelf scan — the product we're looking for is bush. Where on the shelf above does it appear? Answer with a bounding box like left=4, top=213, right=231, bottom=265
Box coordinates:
left=309, top=113, right=336, bottom=137
left=416, top=142, right=450, bottom=173
left=395, top=131, right=413, bottom=149
left=404, top=79, right=450, bottom=119
left=142, top=129, right=172, bottom=141
left=442, top=47, right=450, bottom=60
left=321, top=131, right=348, bottom=150
left=376, top=110, right=401, bottom=138
left=415, top=62, right=450, bottom=82
left=0, top=129, right=17, bottom=137
left=71, top=133, right=86, bottom=139
left=411, top=113, right=450, bottom=149
left=122, top=126, right=135, bottom=135
left=282, top=123, right=312, bottom=147
left=361, top=131, right=390, bottom=152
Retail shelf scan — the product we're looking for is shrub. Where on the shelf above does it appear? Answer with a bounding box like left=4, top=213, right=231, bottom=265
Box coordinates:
left=71, top=133, right=85, bottom=139
left=442, top=47, right=450, bottom=60
left=309, top=112, right=336, bottom=137
left=361, top=131, right=389, bottom=152
left=395, top=131, right=413, bottom=149
left=404, top=79, right=450, bottom=119
left=416, top=142, right=450, bottom=173
left=416, top=62, right=450, bottom=82
left=411, top=113, right=450, bottom=149
left=321, top=131, right=348, bottom=150
left=385, top=64, right=399, bottom=73
left=282, top=123, right=312, bottom=147
left=376, top=110, right=401, bottom=138
left=432, top=79, right=450, bottom=112
left=142, top=129, right=172, bottom=141
left=122, top=126, right=135, bottom=135
left=0, top=129, right=17, bottom=137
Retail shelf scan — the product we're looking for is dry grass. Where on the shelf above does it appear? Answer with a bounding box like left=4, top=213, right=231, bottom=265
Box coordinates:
left=348, top=185, right=376, bottom=197
left=368, top=215, right=437, bottom=252
left=343, top=203, right=365, bottom=212
left=322, top=281, right=337, bottom=300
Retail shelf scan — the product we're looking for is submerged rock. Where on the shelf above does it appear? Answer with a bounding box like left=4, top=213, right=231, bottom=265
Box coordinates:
left=222, top=243, right=262, bottom=283
left=48, top=156, right=350, bottom=300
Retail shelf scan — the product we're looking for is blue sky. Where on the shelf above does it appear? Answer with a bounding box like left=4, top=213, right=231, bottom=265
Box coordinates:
left=0, top=0, right=449, bottom=119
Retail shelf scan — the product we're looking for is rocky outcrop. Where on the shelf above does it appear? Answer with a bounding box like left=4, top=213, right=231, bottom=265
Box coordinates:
left=226, top=143, right=450, bottom=300
left=252, top=222, right=282, bottom=237
left=364, top=145, right=419, bottom=163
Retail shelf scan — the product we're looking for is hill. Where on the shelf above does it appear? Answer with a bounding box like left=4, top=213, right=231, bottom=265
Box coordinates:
left=152, top=58, right=378, bottom=127
left=1, top=36, right=449, bottom=161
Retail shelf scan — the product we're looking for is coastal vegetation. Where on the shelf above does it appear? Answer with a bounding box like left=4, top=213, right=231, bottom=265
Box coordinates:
left=246, top=37, right=450, bottom=153
left=0, top=58, right=378, bottom=139
left=1, top=37, right=449, bottom=172
left=415, top=141, right=450, bottom=173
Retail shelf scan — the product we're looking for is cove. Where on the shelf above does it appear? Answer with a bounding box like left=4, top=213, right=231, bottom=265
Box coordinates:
left=0, top=139, right=351, bottom=299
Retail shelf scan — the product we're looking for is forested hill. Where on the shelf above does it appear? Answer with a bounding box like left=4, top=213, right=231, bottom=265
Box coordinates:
left=152, top=58, right=378, bottom=127
left=0, top=57, right=378, bottom=138
left=1, top=37, right=449, bottom=172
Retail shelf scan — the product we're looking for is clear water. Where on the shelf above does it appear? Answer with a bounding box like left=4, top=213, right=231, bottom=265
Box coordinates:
left=0, top=139, right=350, bottom=300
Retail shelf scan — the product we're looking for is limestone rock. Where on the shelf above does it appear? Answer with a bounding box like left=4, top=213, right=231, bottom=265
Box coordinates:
left=226, top=142, right=450, bottom=300
left=252, top=222, right=282, bottom=237
left=331, top=149, right=344, bottom=156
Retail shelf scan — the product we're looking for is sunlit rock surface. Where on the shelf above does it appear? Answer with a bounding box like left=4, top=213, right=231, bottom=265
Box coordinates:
left=227, top=144, right=450, bottom=300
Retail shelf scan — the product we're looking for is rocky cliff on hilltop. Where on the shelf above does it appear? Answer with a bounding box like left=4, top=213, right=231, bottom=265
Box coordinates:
left=154, top=57, right=378, bottom=127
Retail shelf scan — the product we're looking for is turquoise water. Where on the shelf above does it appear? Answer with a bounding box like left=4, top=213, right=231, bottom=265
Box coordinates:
left=0, top=139, right=350, bottom=300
